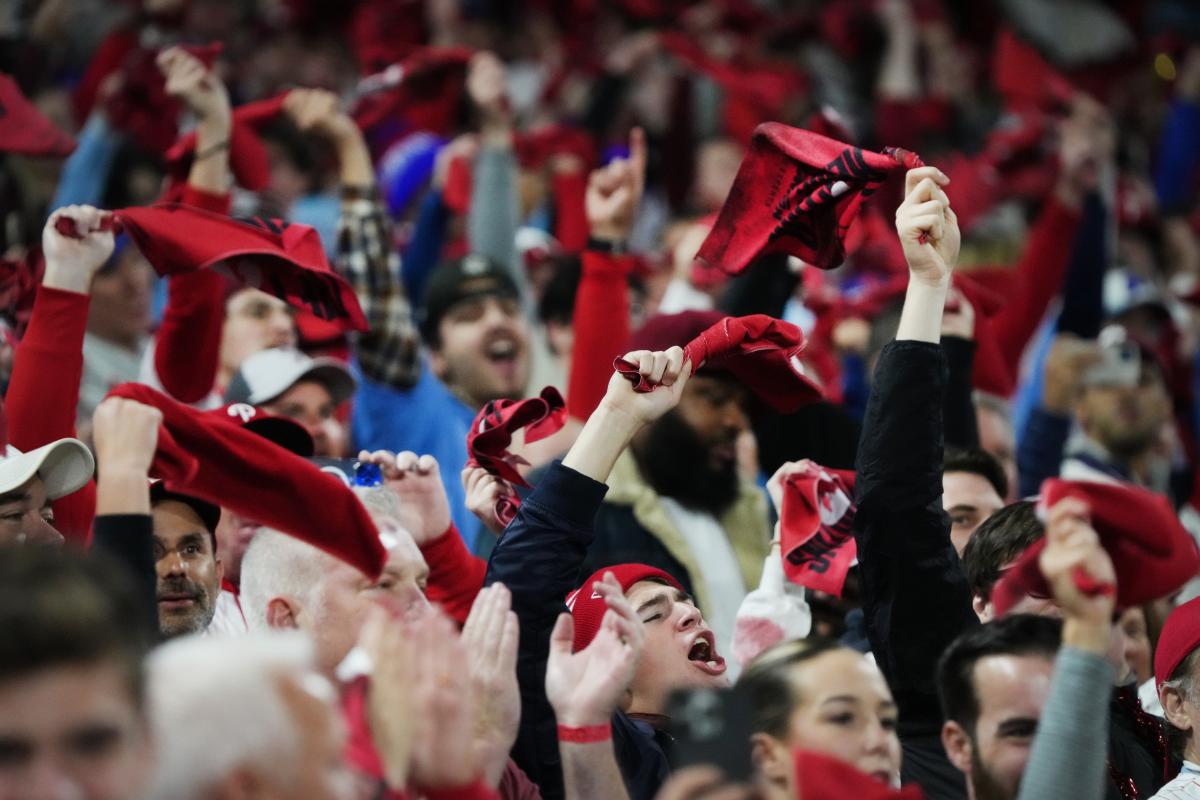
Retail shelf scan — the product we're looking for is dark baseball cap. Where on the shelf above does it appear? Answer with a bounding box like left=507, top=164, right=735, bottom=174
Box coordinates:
left=420, top=254, right=520, bottom=344
left=149, top=482, right=221, bottom=536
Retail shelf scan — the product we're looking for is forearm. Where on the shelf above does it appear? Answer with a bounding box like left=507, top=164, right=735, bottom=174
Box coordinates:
left=560, top=740, right=629, bottom=800
left=1055, top=193, right=1108, bottom=339
left=942, top=336, right=980, bottom=450
left=553, top=171, right=589, bottom=253
left=566, top=252, right=631, bottom=421
left=468, top=145, right=529, bottom=300
left=335, top=128, right=375, bottom=192
left=896, top=280, right=948, bottom=344
left=1017, top=408, right=1071, bottom=498
left=561, top=403, right=640, bottom=485
left=421, top=524, right=487, bottom=626
left=187, top=115, right=232, bottom=195
left=1015, top=645, right=1114, bottom=800
left=155, top=269, right=225, bottom=403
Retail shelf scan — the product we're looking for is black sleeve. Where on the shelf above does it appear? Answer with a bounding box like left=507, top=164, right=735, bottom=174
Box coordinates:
left=91, top=514, right=158, bottom=643
left=853, top=341, right=978, bottom=741
left=484, top=461, right=609, bottom=800
left=941, top=336, right=980, bottom=451
left=1056, top=193, right=1107, bottom=339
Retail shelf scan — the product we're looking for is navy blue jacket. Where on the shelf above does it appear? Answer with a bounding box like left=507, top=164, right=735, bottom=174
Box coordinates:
left=484, top=461, right=671, bottom=800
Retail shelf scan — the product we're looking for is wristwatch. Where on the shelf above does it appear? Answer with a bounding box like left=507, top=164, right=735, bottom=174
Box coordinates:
left=586, top=236, right=629, bottom=256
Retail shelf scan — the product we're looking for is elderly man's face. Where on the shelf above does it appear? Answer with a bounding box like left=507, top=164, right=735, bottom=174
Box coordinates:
left=0, top=477, right=63, bottom=547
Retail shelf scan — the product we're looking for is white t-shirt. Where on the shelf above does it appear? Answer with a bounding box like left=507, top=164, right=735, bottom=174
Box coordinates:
left=1150, top=762, right=1200, bottom=800
left=659, top=497, right=747, bottom=679
left=206, top=589, right=247, bottom=636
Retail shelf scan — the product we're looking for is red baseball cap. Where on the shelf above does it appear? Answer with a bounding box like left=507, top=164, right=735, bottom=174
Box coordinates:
left=565, top=564, right=683, bottom=652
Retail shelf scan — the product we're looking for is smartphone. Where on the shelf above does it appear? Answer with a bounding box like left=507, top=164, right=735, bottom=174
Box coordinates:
left=665, top=685, right=756, bottom=782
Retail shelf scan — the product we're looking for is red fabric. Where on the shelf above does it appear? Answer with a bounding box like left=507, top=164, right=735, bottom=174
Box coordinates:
left=552, top=170, right=589, bottom=253
left=989, top=196, right=1081, bottom=380
left=348, top=0, right=428, bottom=74
left=780, top=463, right=858, bottom=596
left=106, top=383, right=386, bottom=578
left=466, top=387, right=567, bottom=527
left=5, top=286, right=96, bottom=544
left=556, top=724, right=610, bottom=743
left=793, top=750, right=925, bottom=800
left=566, top=564, right=682, bottom=652
left=164, top=94, right=288, bottom=193
left=58, top=205, right=368, bottom=332
left=567, top=251, right=632, bottom=421
left=1153, top=596, right=1200, bottom=689
left=0, top=253, right=43, bottom=341
left=442, top=154, right=472, bottom=215
left=992, top=28, right=1075, bottom=112
left=352, top=46, right=473, bottom=135
left=72, top=28, right=137, bottom=124
left=0, top=74, right=76, bottom=157
left=420, top=524, right=487, bottom=626
left=103, top=43, right=223, bottom=153
left=152, top=185, right=231, bottom=403
left=514, top=125, right=596, bottom=171
left=658, top=33, right=805, bottom=143
left=992, top=479, right=1200, bottom=617
left=616, top=314, right=824, bottom=414
left=696, top=124, right=921, bottom=274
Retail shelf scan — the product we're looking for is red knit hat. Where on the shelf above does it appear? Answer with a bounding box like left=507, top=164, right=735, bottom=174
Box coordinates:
left=565, top=564, right=683, bottom=652
left=617, top=312, right=824, bottom=414
left=1154, top=596, right=1200, bottom=691
left=991, top=479, right=1200, bottom=617
left=695, top=123, right=922, bottom=274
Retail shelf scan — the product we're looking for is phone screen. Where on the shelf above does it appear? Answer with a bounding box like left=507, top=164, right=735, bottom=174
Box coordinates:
left=665, top=686, right=756, bottom=782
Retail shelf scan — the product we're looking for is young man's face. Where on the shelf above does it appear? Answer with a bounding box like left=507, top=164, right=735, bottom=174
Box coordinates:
left=220, top=289, right=296, bottom=376
left=0, top=476, right=63, bottom=547
left=153, top=500, right=223, bottom=638
left=943, top=471, right=1004, bottom=556
left=431, top=293, right=530, bottom=408
left=1076, top=366, right=1170, bottom=460
left=624, top=580, right=729, bottom=716
left=0, top=661, right=150, bottom=800
left=263, top=380, right=343, bottom=457
left=942, top=654, right=1054, bottom=800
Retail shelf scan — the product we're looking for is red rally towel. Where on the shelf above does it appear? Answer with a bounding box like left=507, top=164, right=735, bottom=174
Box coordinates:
left=0, top=74, right=76, bottom=157
left=55, top=205, right=367, bottom=332
left=352, top=46, right=473, bottom=135
left=107, top=383, right=385, bottom=578
left=105, top=42, right=223, bottom=154
left=614, top=314, right=823, bottom=414
left=466, top=387, right=567, bottom=527
left=991, top=479, right=1200, bottom=617
left=794, top=750, right=924, bottom=800
left=696, top=123, right=923, bottom=273
left=780, top=462, right=857, bottom=597
left=164, top=94, right=289, bottom=194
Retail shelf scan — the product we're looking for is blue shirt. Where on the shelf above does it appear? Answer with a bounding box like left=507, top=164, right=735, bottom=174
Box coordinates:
left=351, top=360, right=482, bottom=551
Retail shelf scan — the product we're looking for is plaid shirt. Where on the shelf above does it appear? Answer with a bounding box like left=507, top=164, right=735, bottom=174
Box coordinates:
left=335, top=195, right=420, bottom=388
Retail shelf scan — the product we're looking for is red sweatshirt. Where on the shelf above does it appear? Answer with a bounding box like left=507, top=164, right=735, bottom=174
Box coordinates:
left=566, top=250, right=632, bottom=421
left=421, top=523, right=487, bottom=625
left=152, top=185, right=230, bottom=403
left=551, top=171, right=588, bottom=254
left=7, top=285, right=97, bottom=544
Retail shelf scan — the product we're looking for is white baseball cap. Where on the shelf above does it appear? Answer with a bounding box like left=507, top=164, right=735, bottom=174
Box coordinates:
left=223, top=348, right=357, bottom=407
left=0, top=439, right=95, bottom=500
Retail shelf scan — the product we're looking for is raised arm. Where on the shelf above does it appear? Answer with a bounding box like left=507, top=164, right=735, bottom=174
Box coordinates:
left=1016, top=498, right=1117, bottom=800
left=567, top=129, right=645, bottom=420
left=7, top=206, right=115, bottom=542
left=285, top=89, right=423, bottom=390
left=854, top=167, right=978, bottom=786
left=485, top=346, right=690, bottom=799
left=150, top=47, right=233, bottom=403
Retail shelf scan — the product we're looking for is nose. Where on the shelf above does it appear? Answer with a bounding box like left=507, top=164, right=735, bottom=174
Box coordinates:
left=674, top=602, right=702, bottom=632
left=719, top=399, right=750, bottom=432
left=156, top=550, right=187, bottom=578
left=862, top=716, right=892, bottom=755
left=24, top=513, right=64, bottom=548
left=23, top=758, right=81, bottom=800
left=268, top=308, right=295, bottom=340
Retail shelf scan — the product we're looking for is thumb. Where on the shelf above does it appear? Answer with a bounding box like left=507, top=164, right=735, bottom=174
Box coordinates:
left=549, top=613, right=575, bottom=657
